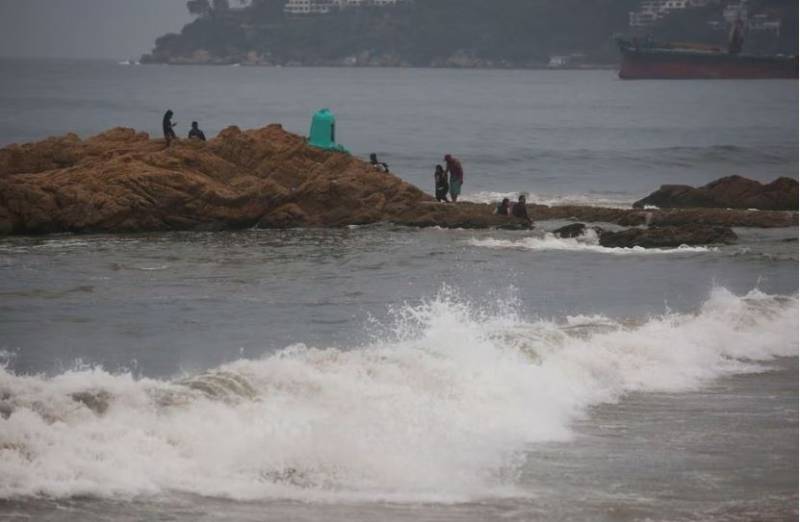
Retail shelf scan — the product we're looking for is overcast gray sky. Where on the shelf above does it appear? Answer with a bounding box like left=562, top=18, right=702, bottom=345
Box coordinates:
left=0, top=0, right=192, bottom=59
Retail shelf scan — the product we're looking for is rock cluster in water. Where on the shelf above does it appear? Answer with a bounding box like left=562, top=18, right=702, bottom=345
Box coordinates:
left=634, top=175, right=798, bottom=211
left=553, top=223, right=738, bottom=248
left=0, top=125, right=797, bottom=243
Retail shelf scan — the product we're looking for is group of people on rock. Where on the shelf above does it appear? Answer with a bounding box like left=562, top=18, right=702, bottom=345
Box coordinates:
left=373, top=151, right=531, bottom=223
left=162, top=110, right=206, bottom=146
left=370, top=153, right=463, bottom=203
left=160, top=114, right=522, bottom=224
left=434, top=154, right=464, bottom=203
left=496, top=195, right=531, bottom=223
left=433, top=154, right=531, bottom=223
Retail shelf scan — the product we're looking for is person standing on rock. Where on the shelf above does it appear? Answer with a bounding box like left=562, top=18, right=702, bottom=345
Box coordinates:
left=444, top=154, right=463, bottom=202
left=188, top=121, right=206, bottom=141
left=162, top=110, right=177, bottom=146
left=434, top=164, right=449, bottom=202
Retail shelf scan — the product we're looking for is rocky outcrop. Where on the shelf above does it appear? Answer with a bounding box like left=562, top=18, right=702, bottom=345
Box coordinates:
left=529, top=205, right=796, bottom=228
left=553, top=223, right=590, bottom=238
left=598, top=225, right=737, bottom=249
left=0, top=126, right=532, bottom=235
left=633, top=175, right=798, bottom=211
left=0, top=126, right=796, bottom=237
left=554, top=221, right=737, bottom=248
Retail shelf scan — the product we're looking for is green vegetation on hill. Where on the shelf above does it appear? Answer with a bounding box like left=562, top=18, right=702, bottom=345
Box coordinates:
left=142, top=0, right=797, bottom=67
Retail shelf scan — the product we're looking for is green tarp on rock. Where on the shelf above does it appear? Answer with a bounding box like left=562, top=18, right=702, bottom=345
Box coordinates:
left=308, top=108, right=349, bottom=153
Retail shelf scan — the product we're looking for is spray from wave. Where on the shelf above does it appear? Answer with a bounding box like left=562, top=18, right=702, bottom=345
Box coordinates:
left=0, top=288, right=796, bottom=502
left=468, top=229, right=714, bottom=255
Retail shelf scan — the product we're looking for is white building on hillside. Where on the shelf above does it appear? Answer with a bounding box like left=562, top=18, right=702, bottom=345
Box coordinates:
left=285, top=0, right=402, bottom=15
left=284, top=0, right=334, bottom=15
left=629, top=0, right=719, bottom=28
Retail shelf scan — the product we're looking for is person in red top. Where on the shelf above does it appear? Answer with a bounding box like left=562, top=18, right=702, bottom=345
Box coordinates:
left=444, top=154, right=464, bottom=202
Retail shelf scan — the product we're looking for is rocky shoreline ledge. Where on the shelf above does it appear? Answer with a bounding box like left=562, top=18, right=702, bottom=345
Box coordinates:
left=0, top=125, right=796, bottom=247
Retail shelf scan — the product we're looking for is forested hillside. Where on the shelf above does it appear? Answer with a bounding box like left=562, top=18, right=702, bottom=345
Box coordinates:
left=142, top=0, right=797, bottom=67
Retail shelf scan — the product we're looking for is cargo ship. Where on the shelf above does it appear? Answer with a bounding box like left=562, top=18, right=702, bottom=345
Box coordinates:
left=616, top=38, right=798, bottom=79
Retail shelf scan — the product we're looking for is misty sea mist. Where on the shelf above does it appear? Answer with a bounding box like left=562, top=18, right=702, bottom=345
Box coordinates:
left=0, top=60, right=797, bottom=521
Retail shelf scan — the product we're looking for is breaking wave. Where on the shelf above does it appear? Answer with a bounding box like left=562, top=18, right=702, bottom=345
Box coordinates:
left=467, top=229, right=714, bottom=255
left=0, top=289, right=796, bottom=502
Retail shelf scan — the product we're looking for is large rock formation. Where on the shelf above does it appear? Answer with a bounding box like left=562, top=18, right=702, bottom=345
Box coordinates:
left=0, top=126, right=796, bottom=238
left=633, top=175, right=798, bottom=211
left=0, top=125, right=532, bottom=235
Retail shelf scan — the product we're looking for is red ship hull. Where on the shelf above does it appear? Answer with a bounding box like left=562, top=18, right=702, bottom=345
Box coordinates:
left=618, top=45, right=798, bottom=79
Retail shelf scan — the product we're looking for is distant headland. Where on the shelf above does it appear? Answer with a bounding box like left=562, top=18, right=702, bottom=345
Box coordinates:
left=140, top=0, right=797, bottom=68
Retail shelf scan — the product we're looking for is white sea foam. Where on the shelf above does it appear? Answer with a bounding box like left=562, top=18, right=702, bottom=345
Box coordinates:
left=461, top=191, right=636, bottom=209
left=468, top=229, right=714, bottom=255
left=0, top=289, right=796, bottom=502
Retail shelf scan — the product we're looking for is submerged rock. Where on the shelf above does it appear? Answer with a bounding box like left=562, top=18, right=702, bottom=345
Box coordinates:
left=552, top=221, right=737, bottom=248
left=553, top=223, right=589, bottom=238
left=633, top=175, right=798, bottom=211
left=598, top=225, right=737, bottom=249
left=528, top=205, right=795, bottom=228
left=71, top=390, right=112, bottom=415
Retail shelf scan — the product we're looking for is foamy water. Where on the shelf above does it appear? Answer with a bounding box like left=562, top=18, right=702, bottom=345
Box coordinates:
left=468, top=229, right=714, bottom=255
left=460, top=191, right=636, bottom=209
left=0, top=288, right=795, bottom=503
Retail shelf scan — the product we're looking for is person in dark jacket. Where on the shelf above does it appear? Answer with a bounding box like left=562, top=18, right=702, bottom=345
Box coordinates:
left=162, top=110, right=177, bottom=145
left=434, top=164, right=449, bottom=202
left=511, top=195, right=532, bottom=224
left=188, top=121, right=206, bottom=141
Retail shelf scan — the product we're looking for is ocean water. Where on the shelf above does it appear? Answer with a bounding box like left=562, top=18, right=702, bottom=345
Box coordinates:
left=0, top=59, right=797, bottom=203
left=0, top=60, right=798, bottom=521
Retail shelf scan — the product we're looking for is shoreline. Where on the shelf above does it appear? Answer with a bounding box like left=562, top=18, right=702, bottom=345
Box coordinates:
left=1, top=57, right=621, bottom=71
left=135, top=60, right=621, bottom=71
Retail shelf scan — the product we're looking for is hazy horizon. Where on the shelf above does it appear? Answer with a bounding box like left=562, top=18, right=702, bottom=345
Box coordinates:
left=0, top=0, right=192, bottom=60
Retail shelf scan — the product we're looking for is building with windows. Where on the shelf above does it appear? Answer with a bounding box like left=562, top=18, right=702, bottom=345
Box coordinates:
left=629, top=0, right=719, bottom=28
left=284, top=0, right=334, bottom=15
left=284, top=0, right=402, bottom=15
